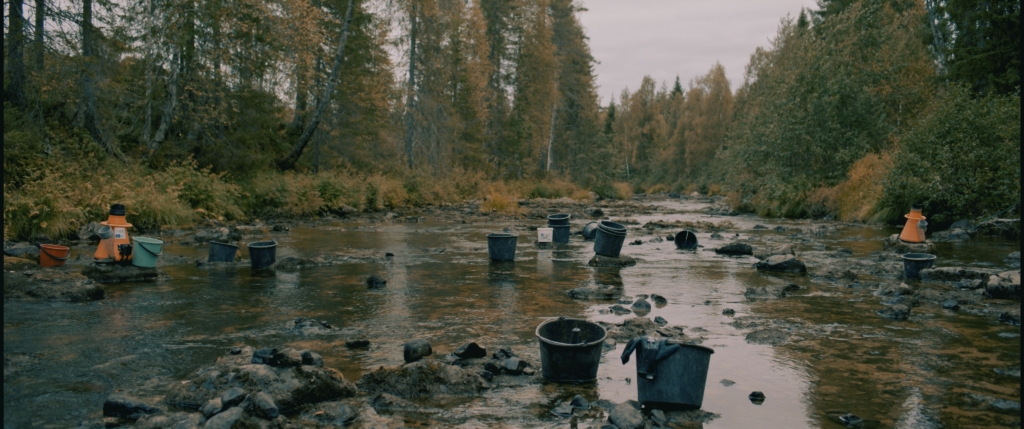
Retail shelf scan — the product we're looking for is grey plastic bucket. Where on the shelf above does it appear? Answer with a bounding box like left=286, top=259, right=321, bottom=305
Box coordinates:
left=248, top=241, right=278, bottom=269
left=487, top=233, right=518, bottom=261
left=536, top=317, right=606, bottom=383
left=901, top=253, right=936, bottom=279
left=552, top=225, right=571, bottom=243
left=208, top=241, right=239, bottom=262
left=674, top=230, right=698, bottom=250
left=594, top=221, right=627, bottom=257
left=629, top=339, right=714, bottom=411
left=582, top=222, right=599, bottom=240
left=547, top=214, right=570, bottom=226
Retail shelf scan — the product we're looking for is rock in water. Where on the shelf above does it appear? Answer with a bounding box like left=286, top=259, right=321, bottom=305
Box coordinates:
left=366, top=274, right=387, bottom=289
left=403, top=339, right=433, bottom=363
left=716, top=243, right=753, bottom=256
left=102, top=395, right=161, bottom=420
left=588, top=255, right=638, bottom=267
left=608, top=402, right=643, bottom=429
left=453, top=342, right=487, bottom=359
left=754, top=255, right=807, bottom=273
left=203, top=406, right=243, bottom=429
left=254, top=392, right=279, bottom=418
left=878, top=305, right=911, bottom=320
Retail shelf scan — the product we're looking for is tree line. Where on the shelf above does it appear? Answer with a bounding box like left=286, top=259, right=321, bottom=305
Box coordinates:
left=4, top=0, right=1020, bottom=229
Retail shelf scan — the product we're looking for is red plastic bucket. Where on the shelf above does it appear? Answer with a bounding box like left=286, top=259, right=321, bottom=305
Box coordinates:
left=39, top=244, right=70, bottom=267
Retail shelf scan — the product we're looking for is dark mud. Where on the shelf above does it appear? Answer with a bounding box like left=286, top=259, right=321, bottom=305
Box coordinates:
left=4, top=194, right=1019, bottom=428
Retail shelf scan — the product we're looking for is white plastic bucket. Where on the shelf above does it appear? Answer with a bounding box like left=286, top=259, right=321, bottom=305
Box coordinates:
left=538, top=227, right=553, bottom=243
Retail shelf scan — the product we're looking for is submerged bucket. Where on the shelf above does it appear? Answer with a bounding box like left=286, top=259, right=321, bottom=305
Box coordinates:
left=536, top=317, right=607, bottom=383
left=552, top=225, right=571, bottom=244
left=39, top=244, right=70, bottom=268
left=487, top=233, right=518, bottom=261
left=674, top=230, right=698, bottom=250
left=547, top=214, right=570, bottom=226
left=582, top=222, right=599, bottom=240
left=131, top=237, right=164, bottom=268
left=901, top=253, right=936, bottom=279
left=208, top=241, right=239, bottom=262
left=594, top=221, right=627, bottom=257
left=623, top=337, right=714, bottom=411
left=248, top=241, right=278, bottom=269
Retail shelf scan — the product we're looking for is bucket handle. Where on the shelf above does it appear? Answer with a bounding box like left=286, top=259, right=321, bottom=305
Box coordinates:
left=138, top=241, right=163, bottom=257
left=39, top=246, right=70, bottom=261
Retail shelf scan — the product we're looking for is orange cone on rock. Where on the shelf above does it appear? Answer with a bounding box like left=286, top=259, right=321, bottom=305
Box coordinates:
left=94, top=204, right=133, bottom=262
left=898, top=203, right=927, bottom=243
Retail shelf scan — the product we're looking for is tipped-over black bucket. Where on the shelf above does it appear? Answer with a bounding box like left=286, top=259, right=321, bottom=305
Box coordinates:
left=536, top=317, right=607, bottom=383
left=487, top=233, right=518, bottom=261
left=582, top=222, right=599, bottom=240
left=901, top=253, right=936, bottom=279
left=622, top=337, right=714, bottom=411
left=674, top=230, right=698, bottom=250
left=248, top=241, right=277, bottom=269
left=552, top=225, right=571, bottom=244
left=547, top=214, right=570, bottom=226
left=208, top=241, right=239, bottom=262
left=594, top=221, right=627, bottom=257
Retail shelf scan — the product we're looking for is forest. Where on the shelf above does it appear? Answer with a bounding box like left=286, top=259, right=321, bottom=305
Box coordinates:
left=3, top=0, right=1020, bottom=240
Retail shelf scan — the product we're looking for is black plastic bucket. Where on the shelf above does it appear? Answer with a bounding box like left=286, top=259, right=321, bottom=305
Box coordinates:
left=627, top=338, right=714, bottom=411
left=594, top=221, right=627, bottom=257
left=582, top=222, right=599, bottom=240
left=901, top=253, right=936, bottom=279
left=536, top=317, right=606, bottom=383
left=674, top=230, right=698, bottom=250
left=552, top=225, right=571, bottom=243
left=487, top=233, right=518, bottom=261
left=208, top=241, right=239, bottom=262
left=547, top=214, right=570, bottom=226
left=248, top=241, right=278, bottom=269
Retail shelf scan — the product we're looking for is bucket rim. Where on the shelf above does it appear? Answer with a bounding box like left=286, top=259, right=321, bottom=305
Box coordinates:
left=901, top=253, right=936, bottom=261
left=547, top=213, right=570, bottom=220
left=535, top=317, right=607, bottom=347
left=248, top=240, right=278, bottom=249
left=599, top=220, right=626, bottom=230
left=134, top=237, right=164, bottom=256
left=487, top=233, right=517, bottom=239
left=210, top=241, right=239, bottom=249
left=39, top=244, right=71, bottom=260
left=663, top=339, right=715, bottom=354
left=597, top=226, right=627, bottom=236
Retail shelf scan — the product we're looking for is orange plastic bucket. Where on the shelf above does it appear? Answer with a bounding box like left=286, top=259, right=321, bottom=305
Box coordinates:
left=39, top=244, right=71, bottom=267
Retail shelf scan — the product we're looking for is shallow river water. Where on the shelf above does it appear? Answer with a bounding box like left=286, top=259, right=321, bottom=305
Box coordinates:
left=4, top=199, right=1020, bottom=428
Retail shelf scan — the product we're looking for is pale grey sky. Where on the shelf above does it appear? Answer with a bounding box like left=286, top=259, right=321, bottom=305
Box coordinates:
left=577, top=0, right=818, bottom=103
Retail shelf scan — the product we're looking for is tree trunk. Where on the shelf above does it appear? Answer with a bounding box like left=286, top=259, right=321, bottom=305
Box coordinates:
left=290, top=76, right=307, bottom=132
left=404, top=4, right=419, bottom=169
left=6, top=0, right=27, bottom=109
left=76, top=0, right=124, bottom=160
left=33, top=0, right=43, bottom=71
left=277, top=0, right=355, bottom=171
left=546, top=101, right=557, bottom=171
left=147, top=55, right=179, bottom=158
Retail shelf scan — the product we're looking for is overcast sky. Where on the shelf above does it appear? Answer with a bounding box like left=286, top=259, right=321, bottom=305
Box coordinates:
left=577, top=0, right=819, bottom=104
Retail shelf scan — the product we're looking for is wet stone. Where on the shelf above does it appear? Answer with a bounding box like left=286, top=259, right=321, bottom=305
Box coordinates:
left=570, top=394, right=589, bottom=410
left=631, top=298, right=652, bottom=314
left=478, top=370, right=493, bottom=381
left=568, top=286, right=622, bottom=300
left=203, top=406, right=243, bottom=429
left=200, top=398, right=222, bottom=418
left=551, top=403, right=574, bottom=418
left=720, top=379, right=735, bottom=386
left=345, top=339, right=370, bottom=349
left=251, top=348, right=278, bottom=364
left=998, top=311, right=1020, bottom=325
left=301, top=350, right=324, bottom=367
left=716, top=243, right=753, bottom=256
left=254, top=392, right=279, bottom=418
left=229, top=347, right=241, bottom=355
left=588, top=255, right=638, bottom=268
left=745, top=328, right=790, bottom=346
left=839, top=413, right=864, bottom=426
left=403, top=339, right=433, bottom=363
left=722, top=308, right=736, bottom=316
left=454, top=342, right=487, bottom=359
left=220, top=387, right=247, bottom=408
left=629, top=239, right=643, bottom=245
left=609, top=402, right=644, bottom=429
left=754, top=255, right=807, bottom=273
left=878, top=304, right=911, bottom=321
left=81, top=263, right=163, bottom=284
left=654, top=316, right=668, bottom=326
left=102, top=395, right=161, bottom=420
left=366, top=274, right=387, bottom=289
left=503, top=357, right=529, bottom=375
left=956, top=279, right=984, bottom=290
left=650, top=294, right=668, bottom=306
left=749, top=391, right=766, bottom=405
left=941, top=299, right=960, bottom=310
left=610, top=304, right=632, bottom=315
left=649, top=409, right=668, bottom=426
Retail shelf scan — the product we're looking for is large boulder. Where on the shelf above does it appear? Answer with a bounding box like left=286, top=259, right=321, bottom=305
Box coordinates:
left=4, top=269, right=105, bottom=301
left=930, top=228, right=973, bottom=242
left=102, top=394, right=162, bottom=420
left=81, top=263, right=164, bottom=284
left=754, top=255, right=807, bottom=273
left=985, top=271, right=1021, bottom=299
left=356, top=360, right=486, bottom=398
left=165, top=346, right=356, bottom=414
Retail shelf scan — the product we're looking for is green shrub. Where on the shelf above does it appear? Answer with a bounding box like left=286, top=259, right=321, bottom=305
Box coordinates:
left=879, top=86, right=1021, bottom=225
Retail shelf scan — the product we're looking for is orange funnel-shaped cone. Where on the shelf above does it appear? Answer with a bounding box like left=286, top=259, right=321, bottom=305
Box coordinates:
left=94, top=204, right=134, bottom=262
left=899, top=204, right=927, bottom=243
